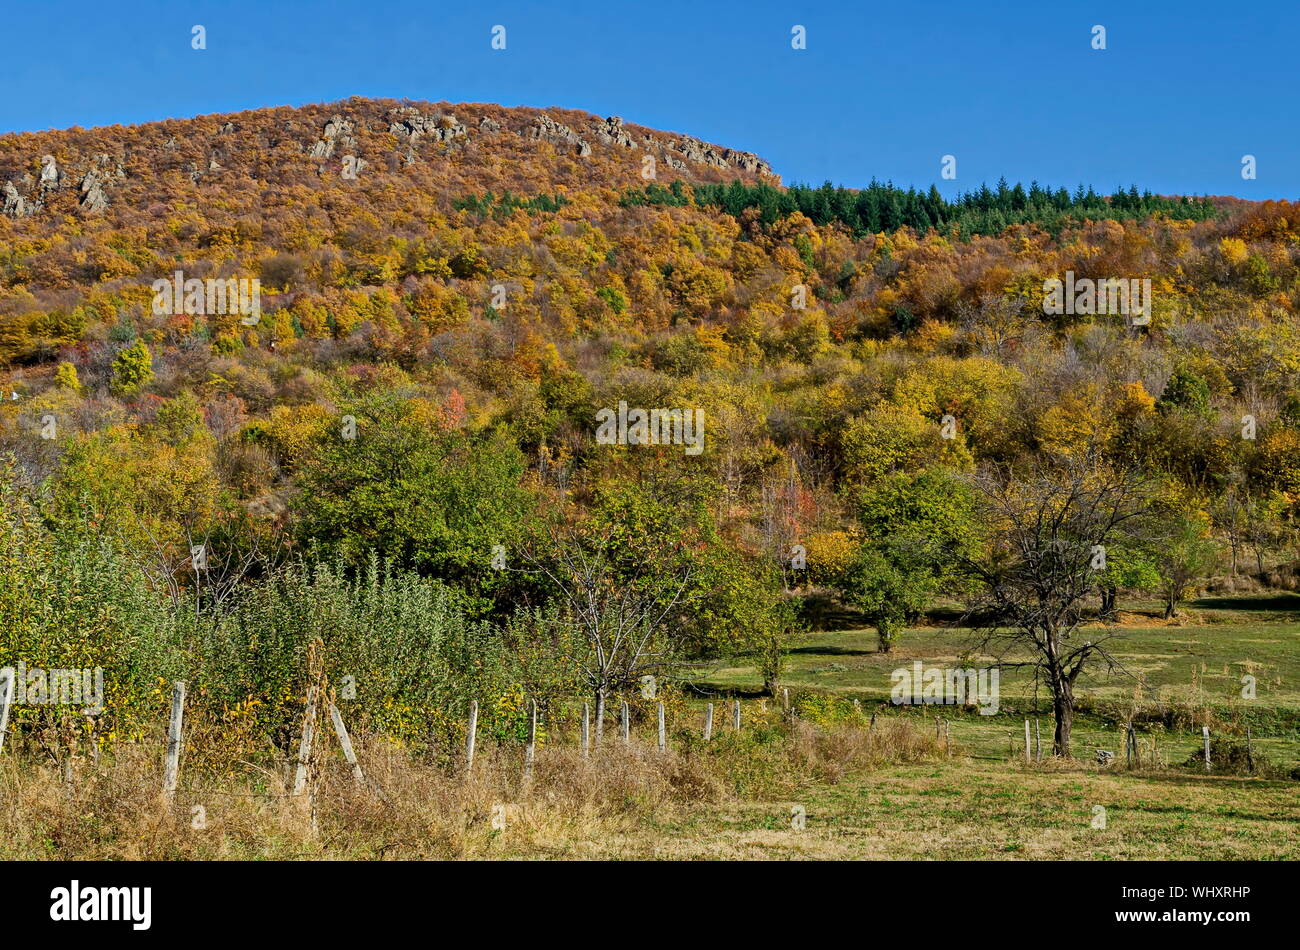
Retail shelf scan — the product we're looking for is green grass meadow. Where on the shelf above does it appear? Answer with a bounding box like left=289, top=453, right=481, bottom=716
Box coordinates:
left=634, top=593, right=1300, bottom=860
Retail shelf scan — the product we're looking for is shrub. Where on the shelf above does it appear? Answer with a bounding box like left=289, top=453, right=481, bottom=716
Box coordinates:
left=109, top=338, right=154, bottom=396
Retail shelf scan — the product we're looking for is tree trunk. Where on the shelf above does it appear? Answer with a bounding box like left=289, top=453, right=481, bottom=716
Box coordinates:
left=1099, top=585, right=1117, bottom=620
left=595, top=688, right=606, bottom=743
left=876, top=622, right=893, bottom=654
left=1052, top=678, right=1074, bottom=757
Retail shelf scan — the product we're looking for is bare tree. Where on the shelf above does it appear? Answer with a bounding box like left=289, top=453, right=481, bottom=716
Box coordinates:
left=959, top=452, right=1151, bottom=756
left=134, top=519, right=277, bottom=618
left=518, top=524, right=694, bottom=736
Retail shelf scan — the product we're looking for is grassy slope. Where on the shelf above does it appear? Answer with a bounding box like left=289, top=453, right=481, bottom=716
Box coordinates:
left=699, top=594, right=1300, bottom=761
left=578, top=759, right=1299, bottom=860
left=611, top=593, right=1300, bottom=860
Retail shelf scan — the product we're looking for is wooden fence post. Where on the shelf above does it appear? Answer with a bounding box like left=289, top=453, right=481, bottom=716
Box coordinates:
left=581, top=702, right=590, bottom=758
left=292, top=647, right=322, bottom=797
left=621, top=701, right=630, bottom=745
left=1034, top=718, right=1042, bottom=763
left=465, top=699, right=479, bottom=773
left=0, top=667, right=13, bottom=755
left=329, top=701, right=367, bottom=787
left=523, top=699, right=537, bottom=783
left=703, top=703, right=713, bottom=741
left=657, top=701, right=666, bottom=753
left=732, top=699, right=741, bottom=731
left=1024, top=719, right=1031, bottom=765
left=1202, top=725, right=1211, bottom=772
left=163, top=681, right=185, bottom=803
left=1246, top=726, right=1253, bottom=773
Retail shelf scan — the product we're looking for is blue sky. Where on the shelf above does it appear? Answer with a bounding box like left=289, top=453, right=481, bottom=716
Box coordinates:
left=2, top=0, right=1295, bottom=199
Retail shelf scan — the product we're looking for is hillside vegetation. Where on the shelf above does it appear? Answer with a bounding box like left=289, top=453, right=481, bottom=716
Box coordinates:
left=1, top=99, right=1298, bottom=856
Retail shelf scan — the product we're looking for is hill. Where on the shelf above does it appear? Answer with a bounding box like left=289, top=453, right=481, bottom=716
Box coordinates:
left=2, top=95, right=1300, bottom=861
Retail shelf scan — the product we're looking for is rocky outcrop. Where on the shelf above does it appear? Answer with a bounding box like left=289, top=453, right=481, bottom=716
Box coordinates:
left=308, top=116, right=355, bottom=159
left=5, top=151, right=122, bottom=217
left=526, top=114, right=590, bottom=157
left=629, top=130, right=774, bottom=176
left=723, top=148, right=772, bottom=175
left=594, top=116, right=634, bottom=148
left=39, top=155, right=60, bottom=190
left=3, top=180, right=28, bottom=217
left=388, top=108, right=468, bottom=164
left=186, top=153, right=223, bottom=183
left=668, top=136, right=729, bottom=169
left=389, top=107, right=467, bottom=143
left=79, top=168, right=108, bottom=212
left=75, top=153, right=124, bottom=212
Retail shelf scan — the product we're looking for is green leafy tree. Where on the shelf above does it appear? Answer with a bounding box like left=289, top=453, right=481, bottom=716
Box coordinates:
left=1095, top=542, right=1161, bottom=620
left=109, top=339, right=154, bottom=396
left=54, top=361, right=81, bottom=393
left=840, top=544, right=934, bottom=653
left=690, top=545, right=797, bottom=695
left=841, top=468, right=981, bottom=650
left=1157, top=368, right=1211, bottom=417
left=292, top=391, right=535, bottom=604
left=1155, top=515, right=1219, bottom=619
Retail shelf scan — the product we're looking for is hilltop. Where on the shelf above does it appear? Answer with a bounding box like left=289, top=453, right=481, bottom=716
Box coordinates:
left=0, top=96, right=775, bottom=225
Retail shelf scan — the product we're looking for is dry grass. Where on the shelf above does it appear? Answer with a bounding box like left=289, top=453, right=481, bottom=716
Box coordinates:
left=0, top=718, right=947, bottom=860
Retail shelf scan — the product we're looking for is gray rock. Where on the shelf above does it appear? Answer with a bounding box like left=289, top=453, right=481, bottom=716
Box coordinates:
left=388, top=107, right=466, bottom=145
left=723, top=148, right=773, bottom=175
left=309, top=115, right=354, bottom=159
left=3, top=181, right=28, bottom=217
left=79, top=168, right=108, bottom=212
left=526, top=114, right=590, bottom=157
left=669, top=135, right=729, bottom=169
left=39, top=155, right=60, bottom=189
left=595, top=116, right=634, bottom=148
left=478, top=116, right=501, bottom=133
